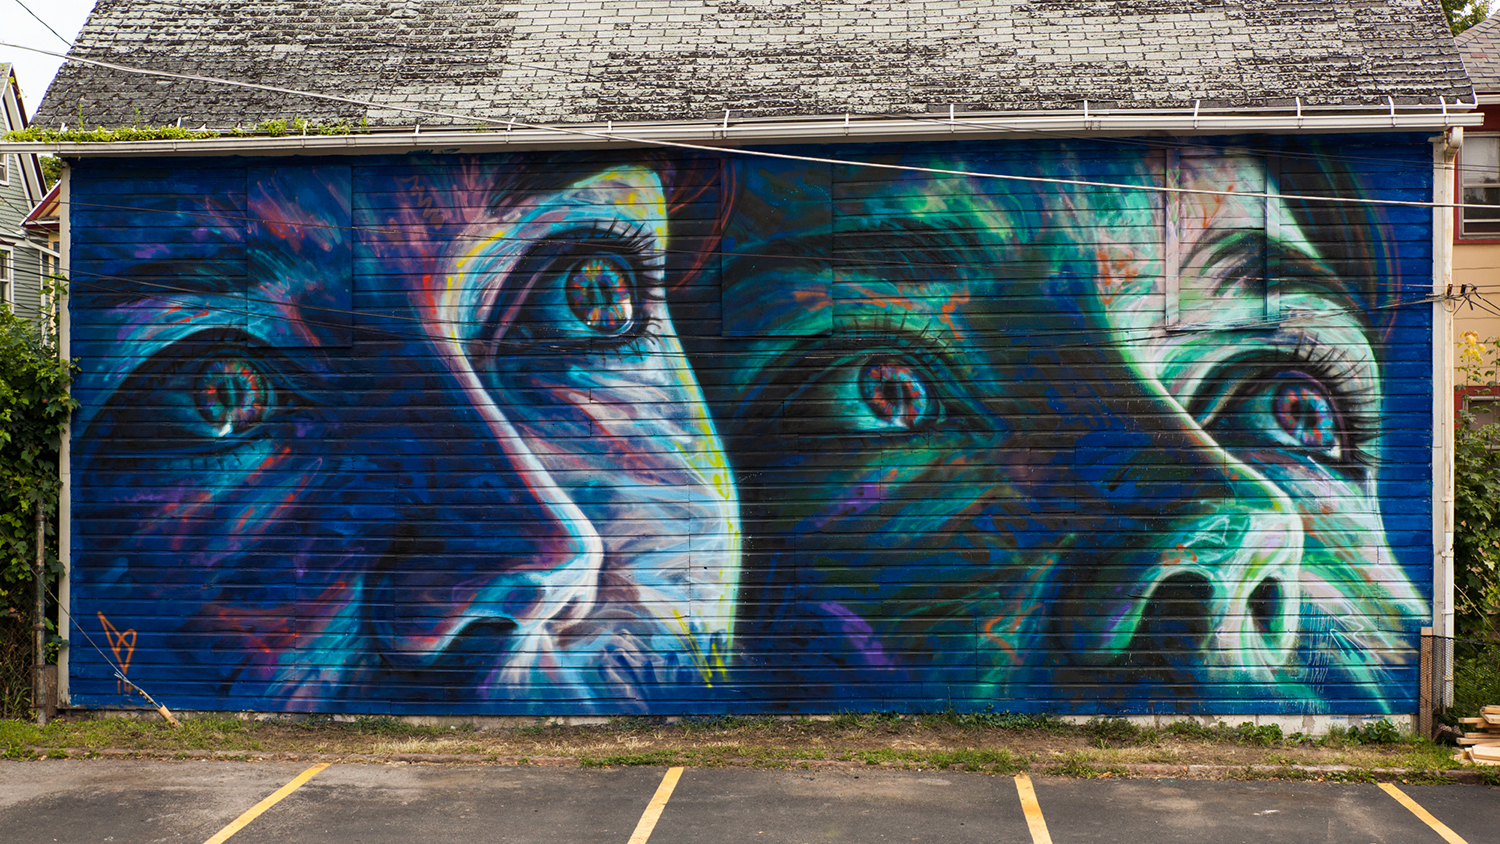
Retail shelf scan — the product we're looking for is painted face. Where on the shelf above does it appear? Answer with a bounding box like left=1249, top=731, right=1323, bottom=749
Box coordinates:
left=708, top=150, right=1424, bottom=711
left=71, top=161, right=738, bottom=711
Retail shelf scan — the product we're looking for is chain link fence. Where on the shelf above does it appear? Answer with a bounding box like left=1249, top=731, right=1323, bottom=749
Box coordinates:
left=0, top=607, right=35, bottom=718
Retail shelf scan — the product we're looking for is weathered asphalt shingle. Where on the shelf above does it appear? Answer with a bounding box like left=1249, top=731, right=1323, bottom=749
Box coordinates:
left=1457, top=11, right=1500, bottom=93
left=34, top=0, right=1475, bottom=129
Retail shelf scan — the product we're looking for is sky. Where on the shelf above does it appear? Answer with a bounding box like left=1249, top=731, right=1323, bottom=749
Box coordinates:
left=2, top=0, right=98, bottom=112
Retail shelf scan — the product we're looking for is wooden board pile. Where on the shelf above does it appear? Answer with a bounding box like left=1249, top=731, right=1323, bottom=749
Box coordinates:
left=1455, top=706, right=1500, bottom=765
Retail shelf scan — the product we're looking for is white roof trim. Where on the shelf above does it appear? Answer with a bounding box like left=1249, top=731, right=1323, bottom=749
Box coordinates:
left=0, top=107, right=1485, bottom=157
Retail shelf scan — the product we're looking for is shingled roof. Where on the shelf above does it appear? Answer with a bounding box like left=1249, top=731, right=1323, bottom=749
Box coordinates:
left=34, top=0, right=1475, bottom=131
left=1457, top=11, right=1500, bottom=93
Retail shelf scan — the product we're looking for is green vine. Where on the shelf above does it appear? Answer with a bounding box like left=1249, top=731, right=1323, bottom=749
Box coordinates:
left=0, top=284, right=76, bottom=613
left=4, top=117, right=373, bottom=144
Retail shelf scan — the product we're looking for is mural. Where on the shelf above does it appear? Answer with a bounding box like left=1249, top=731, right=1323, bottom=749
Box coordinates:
left=67, top=139, right=1433, bottom=714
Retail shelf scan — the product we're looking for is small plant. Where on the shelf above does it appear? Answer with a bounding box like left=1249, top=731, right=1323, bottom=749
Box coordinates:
left=1085, top=717, right=1141, bottom=747
left=1346, top=719, right=1403, bottom=745
left=1227, top=722, right=1283, bottom=746
left=1163, top=719, right=1219, bottom=740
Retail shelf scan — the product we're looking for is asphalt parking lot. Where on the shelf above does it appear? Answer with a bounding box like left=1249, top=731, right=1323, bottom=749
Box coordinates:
left=0, top=759, right=1494, bottom=844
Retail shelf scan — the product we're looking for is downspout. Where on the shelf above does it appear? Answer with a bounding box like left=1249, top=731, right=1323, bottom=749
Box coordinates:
left=1433, top=128, right=1459, bottom=708
left=55, top=161, right=71, bottom=707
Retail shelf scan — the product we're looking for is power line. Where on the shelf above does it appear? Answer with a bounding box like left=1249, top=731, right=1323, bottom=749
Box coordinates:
left=50, top=268, right=1445, bottom=358
left=7, top=0, right=71, bottom=48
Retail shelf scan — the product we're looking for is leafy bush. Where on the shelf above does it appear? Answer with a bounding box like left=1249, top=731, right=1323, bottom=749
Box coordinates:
left=0, top=305, right=74, bottom=714
left=1, top=307, right=74, bottom=607
left=1454, top=332, right=1500, bottom=643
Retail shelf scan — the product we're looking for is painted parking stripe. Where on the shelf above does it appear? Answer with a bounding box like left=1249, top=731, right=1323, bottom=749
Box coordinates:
left=627, top=766, right=684, bottom=844
left=201, top=763, right=331, bottom=844
left=1013, top=773, right=1053, bottom=844
left=1378, top=782, right=1470, bottom=844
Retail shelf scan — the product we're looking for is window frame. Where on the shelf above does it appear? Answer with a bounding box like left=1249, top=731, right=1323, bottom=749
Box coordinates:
left=1458, top=132, right=1500, bottom=242
left=0, top=244, right=13, bottom=312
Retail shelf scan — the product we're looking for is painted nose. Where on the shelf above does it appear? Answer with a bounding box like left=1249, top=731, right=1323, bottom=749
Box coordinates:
left=369, top=359, right=604, bottom=670
left=1062, top=372, right=1304, bottom=680
left=1130, top=508, right=1302, bottom=674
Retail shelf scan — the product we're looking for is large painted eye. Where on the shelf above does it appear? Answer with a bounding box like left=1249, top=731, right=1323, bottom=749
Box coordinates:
left=773, top=352, right=941, bottom=437
left=563, top=255, right=635, bottom=335
left=196, top=357, right=271, bottom=437
left=85, top=338, right=292, bottom=458
left=498, top=244, right=649, bottom=347
left=1202, top=370, right=1348, bottom=463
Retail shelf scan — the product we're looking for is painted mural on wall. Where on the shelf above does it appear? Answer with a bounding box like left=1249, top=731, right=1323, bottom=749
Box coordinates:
left=66, top=138, right=1433, bottom=715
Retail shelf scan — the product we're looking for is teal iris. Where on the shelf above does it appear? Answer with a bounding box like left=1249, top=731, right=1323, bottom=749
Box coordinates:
left=565, top=255, right=634, bottom=335
left=1272, top=376, right=1337, bottom=451
left=196, top=357, right=269, bottom=437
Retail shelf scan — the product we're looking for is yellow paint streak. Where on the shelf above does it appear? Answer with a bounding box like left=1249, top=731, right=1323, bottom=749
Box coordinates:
left=627, top=766, right=684, bottom=844
left=202, top=763, right=331, bottom=844
left=1014, top=773, right=1053, bottom=844
left=1378, top=782, right=1470, bottom=844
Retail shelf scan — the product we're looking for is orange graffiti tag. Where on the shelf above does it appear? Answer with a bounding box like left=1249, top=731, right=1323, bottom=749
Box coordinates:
left=98, top=612, right=137, bottom=696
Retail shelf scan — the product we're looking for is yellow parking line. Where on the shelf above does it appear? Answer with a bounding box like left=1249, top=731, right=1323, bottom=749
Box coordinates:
left=1378, top=782, right=1469, bottom=844
left=202, top=762, right=331, bottom=844
left=627, top=766, right=684, bottom=844
left=1014, top=772, right=1053, bottom=844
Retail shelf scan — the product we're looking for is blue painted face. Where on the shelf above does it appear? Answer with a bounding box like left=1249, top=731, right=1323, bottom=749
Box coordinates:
left=70, top=161, right=739, bottom=711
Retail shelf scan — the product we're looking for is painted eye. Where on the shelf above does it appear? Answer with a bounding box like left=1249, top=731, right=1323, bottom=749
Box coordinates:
left=1271, top=375, right=1337, bottom=451
left=1201, top=369, right=1347, bottom=463
left=772, top=352, right=941, bottom=437
left=564, top=255, right=635, bottom=335
left=195, top=357, right=271, bottom=438
left=859, top=359, right=934, bottom=432
left=498, top=245, right=648, bottom=347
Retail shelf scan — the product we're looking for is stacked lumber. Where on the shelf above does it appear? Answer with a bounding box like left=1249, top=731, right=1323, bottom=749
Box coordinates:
left=1455, top=706, right=1500, bottom=765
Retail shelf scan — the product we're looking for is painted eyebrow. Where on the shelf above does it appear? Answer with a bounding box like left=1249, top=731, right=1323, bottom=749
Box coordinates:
left=832, top=221, right=996, bottom=281
left=1182, top=229, right=1371, bottom=327
left=102, top=257, right=247, bottom=300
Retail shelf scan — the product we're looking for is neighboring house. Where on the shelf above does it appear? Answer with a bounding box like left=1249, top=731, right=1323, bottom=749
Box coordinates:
left=0, top=64, right=48, bottom=320
left=1454, top=16, right=1500, bottom=423
left=5, top=0, right=1480, bottom=722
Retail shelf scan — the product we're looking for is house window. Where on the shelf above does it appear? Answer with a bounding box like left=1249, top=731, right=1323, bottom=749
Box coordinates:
left=0, top=246, right=13, bottom=311
left=0, top=152, right=9, bottom=185
left=1461, top=134, right=1500, bottom=237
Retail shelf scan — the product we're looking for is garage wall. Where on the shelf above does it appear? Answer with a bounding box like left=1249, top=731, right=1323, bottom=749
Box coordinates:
left=65, top=135, right=1435, bottom=715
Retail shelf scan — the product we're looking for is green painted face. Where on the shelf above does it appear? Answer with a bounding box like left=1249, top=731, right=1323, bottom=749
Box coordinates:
left=705, top=149, right=1422, bottom=710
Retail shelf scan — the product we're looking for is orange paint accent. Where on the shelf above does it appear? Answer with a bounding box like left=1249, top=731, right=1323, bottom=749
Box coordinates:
left=98, top=612, right=137, bottom=695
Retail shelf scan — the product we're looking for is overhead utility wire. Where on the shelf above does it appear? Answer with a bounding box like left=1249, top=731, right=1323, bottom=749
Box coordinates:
left=50, top=268, right=1447, bottom=358
left=37, top=194, right=1406, bottom=292
left=0, top=41, right=1477, bottom=215
left=7, top=0, right=71, bottom=48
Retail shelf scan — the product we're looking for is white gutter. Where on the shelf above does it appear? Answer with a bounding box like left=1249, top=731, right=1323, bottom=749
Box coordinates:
left=0, top=107, right=1483, bottom=157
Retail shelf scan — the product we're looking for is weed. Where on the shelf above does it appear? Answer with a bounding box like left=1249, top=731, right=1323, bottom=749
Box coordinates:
left=1227, top=722, right=1282, bottom=747
left=578, top=750, right=677, bottom=767
left=1346, top=719, right=1402, bottom=745
left=1086, top=717, right=1141, bottom=747
left=1163, top=720, right=1218, bottom=741
left=1474, top=766, right=1500, bottom=787
left=1048, top=752, right=1120, bottom=778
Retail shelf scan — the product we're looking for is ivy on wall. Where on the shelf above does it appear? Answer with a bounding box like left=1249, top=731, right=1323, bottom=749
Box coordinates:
left=1455, top=331, right=1500, bottom=643
left=0, top=303, right=74, bottom=613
